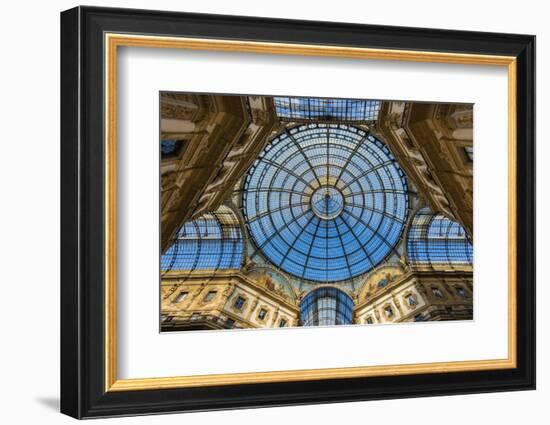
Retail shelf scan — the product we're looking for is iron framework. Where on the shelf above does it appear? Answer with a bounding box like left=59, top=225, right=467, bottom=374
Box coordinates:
left=161, top=205, right=243, bottom=273
left=407, top=207, right=473, bottom=268
left=274, top=97, right=380, bottom=123
left=300, top=286, right=354, bottom=326
left=242, top=123, right=409, bottom=283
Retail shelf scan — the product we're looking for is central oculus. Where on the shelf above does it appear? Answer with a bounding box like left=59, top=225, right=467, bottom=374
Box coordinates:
left=310, top=186, right=344, bottom=220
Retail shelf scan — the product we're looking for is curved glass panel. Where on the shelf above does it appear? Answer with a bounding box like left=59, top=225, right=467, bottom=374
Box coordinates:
left=243, top=123, right=409, bottom=282
left=407, top=207, right=473, bottom=267
left=161, top=205, right=243, bottom=272
left=300, top=287, right=354, bottom=326
left=311, top=186, right=345, bottom=219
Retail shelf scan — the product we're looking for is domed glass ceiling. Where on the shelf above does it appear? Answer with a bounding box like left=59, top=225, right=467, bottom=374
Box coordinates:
left=242, top=123, right=409, bottom=283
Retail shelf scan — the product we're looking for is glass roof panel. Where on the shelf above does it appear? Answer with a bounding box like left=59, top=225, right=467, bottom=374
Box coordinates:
left=274, top=97, right=380, bottom=122
left=161, top=205, right=242, bottom=272
left=407, top=207, right=473, bottom=267
left=243, top=123, right=408, bottom=283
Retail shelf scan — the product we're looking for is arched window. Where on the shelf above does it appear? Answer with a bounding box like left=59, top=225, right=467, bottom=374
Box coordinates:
left=377, top=278, right=389, bottom=288
left=300, top=287, right=354, bottom=326
left=161, top=205, right=243, bottom=272
left=407, top=207, right=473, bottom=267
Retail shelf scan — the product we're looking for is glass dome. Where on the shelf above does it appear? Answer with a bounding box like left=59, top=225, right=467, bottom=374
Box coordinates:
left=242, top=123, right=409, bottom=283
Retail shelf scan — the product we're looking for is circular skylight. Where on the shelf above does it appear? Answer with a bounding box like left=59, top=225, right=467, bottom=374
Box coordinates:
left=242, top=123, right=409, bottom=283
left=310, top=186, right=344, bottom=220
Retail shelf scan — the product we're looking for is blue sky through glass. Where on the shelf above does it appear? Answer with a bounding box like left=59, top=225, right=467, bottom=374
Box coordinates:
left=161, top=206, right=242, bottom=272
left=274, top=97, right=380, bottom=122
left=243, top=123, right=408, bottom=282
left=300, top=287, right=354, bottom=326
left=408, top=207, right=473, bottom=266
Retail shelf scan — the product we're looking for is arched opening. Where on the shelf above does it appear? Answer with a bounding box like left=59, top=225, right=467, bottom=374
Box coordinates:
left=407, top=207, right=473, bottom=268
left=161, top=205, right=243, bottom=273
left=300, top=286, right=354, bottom=326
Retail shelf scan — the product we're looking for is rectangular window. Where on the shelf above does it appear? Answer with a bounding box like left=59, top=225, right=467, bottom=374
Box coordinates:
left=366, top=317, right=374, bottom=324
left=161, top=139, right=186, bottom=159
left=203, top=290, right=217, bottom=302
left=464, top=146, right=473, bottom=162
left=432, top=287, right=444, bottom=299
left=225, top=318, right=235, bottom=327
left=279, top=318, right=287, bottom=327
left=258, top=308, right=267, bottom=320
left=455, top=286, right=467, bottom=299
left=234, top=296, right=245, bottom=310
left=174, top=291, right=188, bottom=303
left=385, top=306, right=393, bottom=317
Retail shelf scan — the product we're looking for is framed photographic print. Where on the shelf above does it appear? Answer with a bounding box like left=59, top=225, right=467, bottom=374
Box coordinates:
left=60, top=6, right=536, bottom=419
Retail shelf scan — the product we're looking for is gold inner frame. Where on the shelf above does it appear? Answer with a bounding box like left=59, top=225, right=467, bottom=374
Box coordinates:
left=104, top=33, right=517, bottom=392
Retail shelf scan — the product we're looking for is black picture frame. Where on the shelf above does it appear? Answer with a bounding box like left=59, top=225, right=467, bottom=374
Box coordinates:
left=61, top=5, right=536, bottom=419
